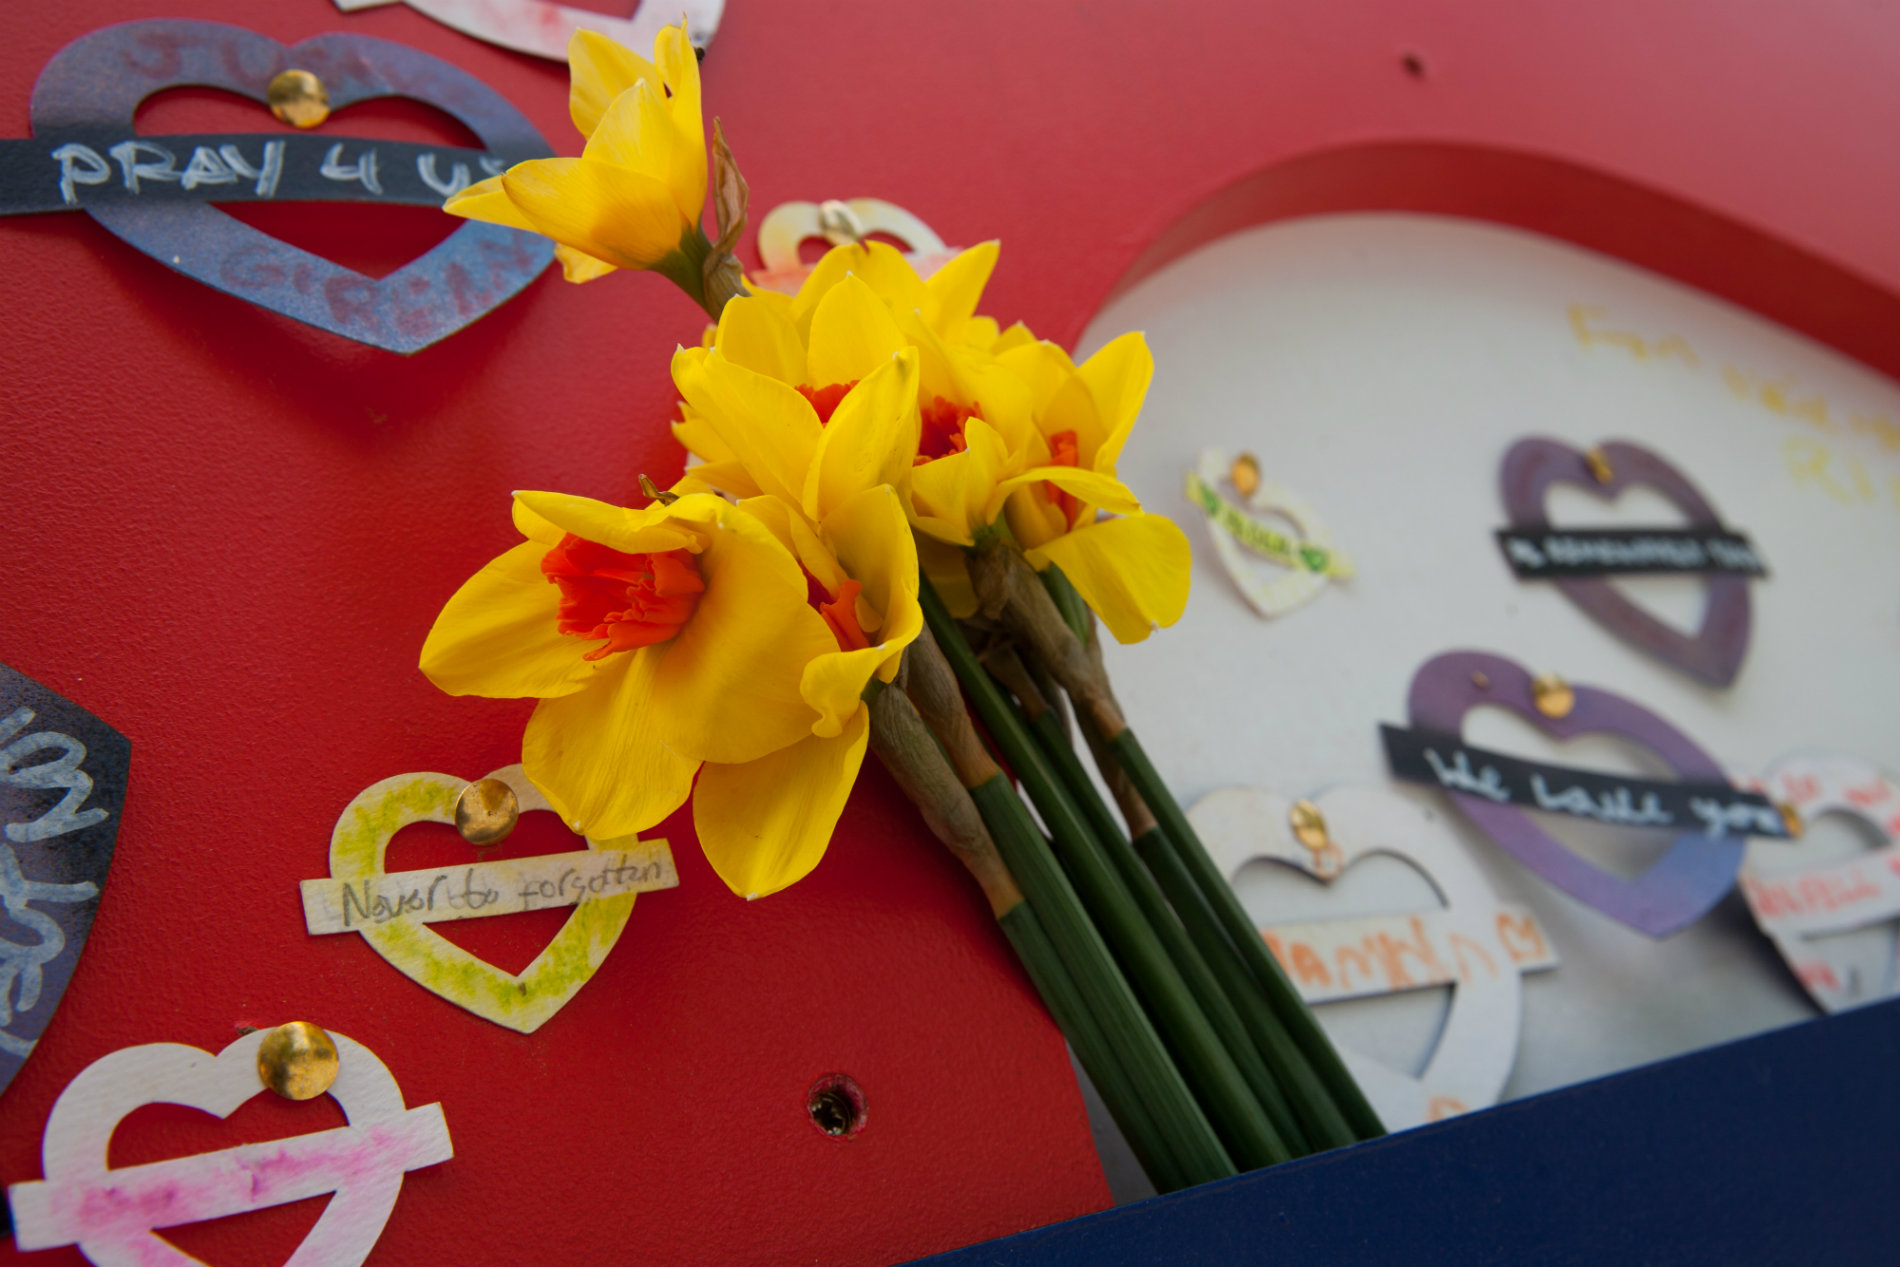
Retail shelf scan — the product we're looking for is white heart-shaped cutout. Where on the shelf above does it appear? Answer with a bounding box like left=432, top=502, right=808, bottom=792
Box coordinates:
left=1190, top=784, right=1556, bottom=1129
left=1187, top=448, right=1352, bottom=619
left=1741, top=752, right=1900, bottom=1012
left=7, top=1028, right=451, bottom=1266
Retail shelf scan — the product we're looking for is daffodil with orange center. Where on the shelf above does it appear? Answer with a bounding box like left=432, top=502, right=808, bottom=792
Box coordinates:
left=673, top=239, right=1189, bottom=643
left=420, top=486, right=913, bottom=897
left=443, top=24, right=710, bottom=292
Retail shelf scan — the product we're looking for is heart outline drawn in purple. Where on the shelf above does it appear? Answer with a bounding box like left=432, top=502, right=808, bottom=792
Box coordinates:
left=27, top=20, right=554, bottom=354
left=1408, top=649, right=1745, bottom=937
left=1499, top=437, right=1752, bottom=687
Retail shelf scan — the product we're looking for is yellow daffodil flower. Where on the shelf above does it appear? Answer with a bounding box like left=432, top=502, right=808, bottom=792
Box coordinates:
left=421, top=491, right=834, bottom=841
left=443, top=24, right=708, bottom=292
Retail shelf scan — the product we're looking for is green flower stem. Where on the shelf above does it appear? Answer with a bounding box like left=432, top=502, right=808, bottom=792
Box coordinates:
left=867, top=674, right=1193, bottom=1190
left=996, top=899, right=1184, bottom=1193
left=1026, top=707, right=1311, bottom=1157
left=1109, top=729, right=1387, bottom=1143
left=924, top=583, right=1287, bottom=1172
left=971, top=776, right=1234, bottom=1187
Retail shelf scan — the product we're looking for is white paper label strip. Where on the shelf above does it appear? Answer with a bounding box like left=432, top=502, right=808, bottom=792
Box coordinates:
left=8, top=1028, right=450, bottom=1266
left=300, top=843, right=677, bottom=935
left=1262, top=905, right=1558, bottom=1006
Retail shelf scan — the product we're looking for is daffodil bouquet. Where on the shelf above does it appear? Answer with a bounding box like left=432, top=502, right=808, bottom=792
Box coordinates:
left=426, top=23, right=1383, bottom=1191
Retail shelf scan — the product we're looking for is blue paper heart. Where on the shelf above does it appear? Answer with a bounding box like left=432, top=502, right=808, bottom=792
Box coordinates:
left=28, top=20, right=554, bottom=353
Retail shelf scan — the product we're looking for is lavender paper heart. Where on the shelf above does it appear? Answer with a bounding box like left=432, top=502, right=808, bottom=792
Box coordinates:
left=1408, top=649, right=1744, bottom=937
left=28, top=20, right=554, bottom=354
left=1500, top=437, right=1752, bottom=687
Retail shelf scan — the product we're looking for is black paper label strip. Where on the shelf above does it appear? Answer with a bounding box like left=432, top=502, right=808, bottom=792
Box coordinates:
left=1494, top=527, right=1767, bottom=578
left=0, top=134, right=520, bottom=215
left=1379, top=724, right=1791, bottom=839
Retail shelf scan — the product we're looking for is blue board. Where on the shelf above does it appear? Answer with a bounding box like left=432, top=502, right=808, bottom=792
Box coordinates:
left=912, top=999, right=1900, bottom=1266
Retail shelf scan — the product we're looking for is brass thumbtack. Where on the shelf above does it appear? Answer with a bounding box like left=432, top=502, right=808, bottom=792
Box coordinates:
left=267, top=69, right=331, bottom=129
left=1289, top=799, right=1330, bottom=852
left=817, top=199, right=867, bottom=245
left=454, top=777, right=519, bottom=846
left=257, top=1022, right=340, bottom=1100
left=639, top=474, right=680, bottom=506
left=1778, top=802, right=1804, bottom=838
left=1531, top=671, right=1575, bottom=719
left=1471, top=671, right=1491, bottom=690
left=1584, top=447, right=1614, bottom=484
left=1230, top=452, right=1261, bottom=500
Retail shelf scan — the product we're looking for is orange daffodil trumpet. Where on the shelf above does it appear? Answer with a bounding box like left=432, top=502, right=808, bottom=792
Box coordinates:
left=673, top=238, right=1193, bottom=644
left=420, top=479, right=920, bottom=898
left=444, top=23, right=748, bottom=314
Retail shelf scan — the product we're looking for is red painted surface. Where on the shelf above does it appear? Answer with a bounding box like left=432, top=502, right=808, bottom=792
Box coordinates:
left=0, top=1, right=1895, bottom=1263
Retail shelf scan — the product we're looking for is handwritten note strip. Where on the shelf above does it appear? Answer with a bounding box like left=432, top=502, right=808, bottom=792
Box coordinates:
left=301, top=844, right=676, bottom=935
left=1262, top=905, right=1558, bottom=1006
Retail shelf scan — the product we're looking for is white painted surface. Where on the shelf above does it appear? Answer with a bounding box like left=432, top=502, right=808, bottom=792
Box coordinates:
left=1077, top=213, right=1900, bottom=1108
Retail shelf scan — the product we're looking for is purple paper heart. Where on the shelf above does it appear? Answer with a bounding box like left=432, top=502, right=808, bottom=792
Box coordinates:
left=1408, top=649, right=1744, bottom=937
left=28, top=20, right=554, bottom=354
left=1500, top=437, right=1752, bottom=687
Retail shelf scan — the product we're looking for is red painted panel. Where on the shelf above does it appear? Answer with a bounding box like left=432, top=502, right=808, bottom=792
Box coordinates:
left=1, top=1, right=1895, bottom=1264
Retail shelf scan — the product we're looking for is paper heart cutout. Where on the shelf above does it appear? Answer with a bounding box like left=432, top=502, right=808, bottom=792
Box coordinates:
left=334, top=0, right=725, bottom=63
left=28, top=21, right=554, bottom=354
left=0, top=663, right=129, bottom=1100
left=7, top=1027, right=452, bottom=1266
left=1741, top=752, right=1900, bottom=1012
left=1191, top=785, right=1552, bottom=1130
left=317, top=764, right=668, bottom=1033
left=1409, top=649, right=1744, bottom=937
left=1188, top=448, right=1352, bottom=619
left=1499, top=437, right=1752, bottom=687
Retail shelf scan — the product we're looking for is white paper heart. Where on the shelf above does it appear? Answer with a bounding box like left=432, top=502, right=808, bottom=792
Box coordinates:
left=1187, top=448, right=1353, bottom=619
left=1190, top=784, right=1556, bottom=1129
left=334, top=0, right=725, bottom=62
left=7, top=1027, right=451, bottom=1266
left=1741, top=752, right=1900, bottom=1012
left=751, top=198, right=957, bottom=294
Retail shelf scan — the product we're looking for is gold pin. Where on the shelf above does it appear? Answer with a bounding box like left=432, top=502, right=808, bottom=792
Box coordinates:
left=454, top=777, right=519, bottom=846
left=1289, top=799, right=1330, bottom=852
left=1230, top=452, right=1261, bottom=500
left=267, top=69, right=331, bottom=129
left=1778, top=802, right=1804, bottom=838
left=1531, top=671, right=1575, bottom=719
left=1584, top=447, right=1614, bottom=484
left=817, top=199, right=867, bottom=245
left=1471, top=671, right=1491, bottom=690
left=257, top=1022, right=340, bottom=1100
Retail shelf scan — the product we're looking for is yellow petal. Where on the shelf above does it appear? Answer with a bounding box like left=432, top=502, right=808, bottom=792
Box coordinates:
left=916, top=533, right=979, bottom=618
left=523, top=647, right=698, bottom=836
left=1078, top=331, right=1153, bottom=476
left=807, top=273, right=910, bottom=387
left=908, top=417, right=1011, bottom=544
left=502, top=157, right=686, bottom=270
left=1003, top=483, right=1070, bottom=551
left=680, top=458, right=762, bottom=499
left=555, top=243, right=618, bottom=283
left=1027, top=514, right=1192, bottom=645
left=693, top=710, right=869, bottom=899
left=713, top=293, right=806, bottom=384
left=649, top=503, right=836, bottom=763
left=419, top=540, right=594, bottom=698
left=442, top=174, right=536, bottom=231
left=818, top=485, right=923, bottom=690
left=923, top=240, right=999, bottom=335
left=734, top=495, right=843, bottom=595
left=583, top=78, right=678, bottom=189
left=992, top=321, right=1037, bottom=354
left=567, top=29, right=659, bottom=138
left=986, top=465, right=1143, bottom=525
left=802, top=348, right=920, bottom=522
left=512, top=497, right=565, bottom=545
left=673, top=349, right=821, bottom=506
left=672, top=395, right=737, bottom=464
left=650, top=20, right=706, bottom=209
left=513, top=489, right=707, bottom=555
